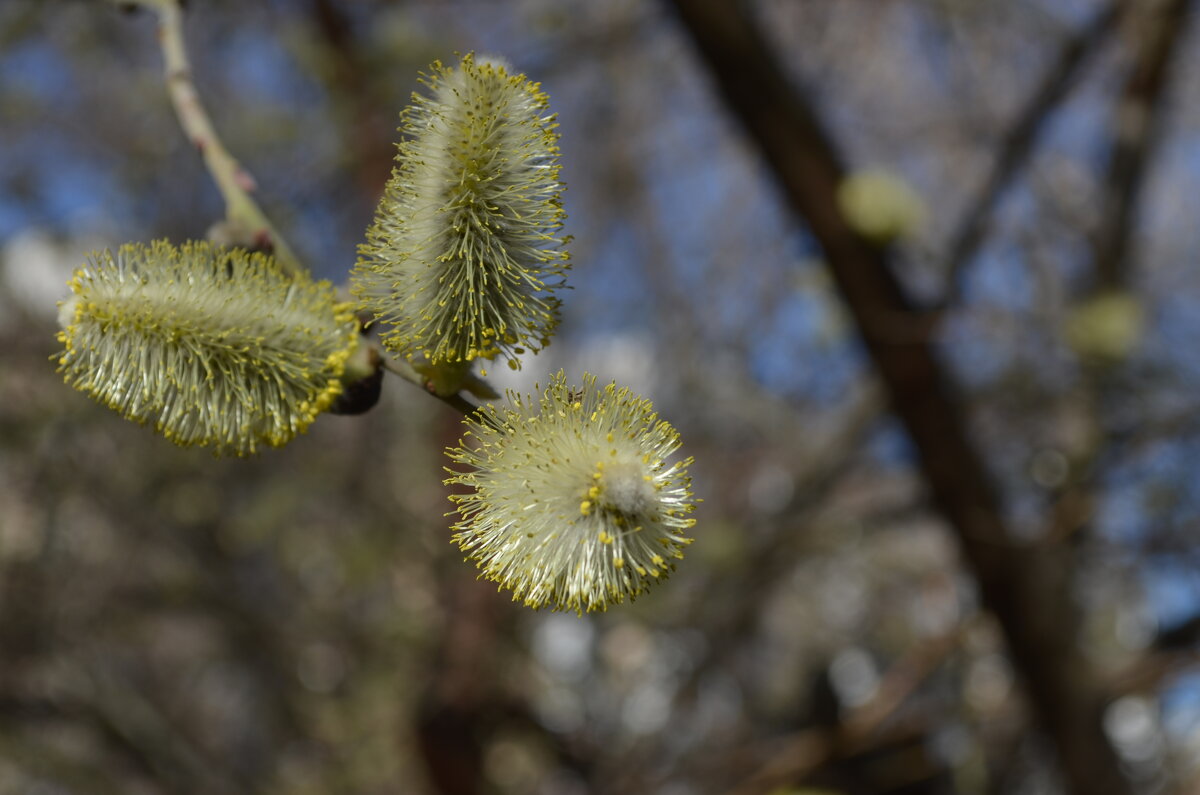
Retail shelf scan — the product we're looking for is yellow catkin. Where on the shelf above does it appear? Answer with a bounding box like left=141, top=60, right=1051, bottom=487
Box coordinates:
left=445, top=371, right=696, bottom=614
left=353, top=53, right=570, bottom=370
left=56, top=240, right=359, bottom=455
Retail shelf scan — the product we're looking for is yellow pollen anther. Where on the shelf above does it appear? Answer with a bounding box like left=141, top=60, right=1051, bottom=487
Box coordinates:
left=580, top=500, right=592, bottom=516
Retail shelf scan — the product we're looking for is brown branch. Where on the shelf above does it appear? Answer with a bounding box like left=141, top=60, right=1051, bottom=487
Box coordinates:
left=940, top=0, right=1126, bottom=307
left=1105, top=649, right=1200, bottom=697
left=1105, top=610, right=1200, bottom=696
left=1056, top=0, right=1196, bottom=708
left=1093, top=0, right=1194, bottom=290
left=663, top=3, right=1132, bottom=794
left=726, top=626, right=964, bottom=795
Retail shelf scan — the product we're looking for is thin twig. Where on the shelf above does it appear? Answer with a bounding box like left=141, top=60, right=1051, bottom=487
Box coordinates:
left=378, top=355, right=482, bottom=417
left=120, top=0, right=304, bottom=277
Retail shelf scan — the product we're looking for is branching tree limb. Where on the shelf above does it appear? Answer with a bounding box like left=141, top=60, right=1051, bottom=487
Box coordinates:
left=663, top=3, right=1132, bottom=793
left=941, top=0, right=1126, bottom=306
left=1093, top=0, right=1194, bottom=290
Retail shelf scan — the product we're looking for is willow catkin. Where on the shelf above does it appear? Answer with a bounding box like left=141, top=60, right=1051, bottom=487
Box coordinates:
left=56, top=240, right=358, bottom=455
left=353, top=54, right=570, bottom=371
left=446, top=371, right=696, bottom=613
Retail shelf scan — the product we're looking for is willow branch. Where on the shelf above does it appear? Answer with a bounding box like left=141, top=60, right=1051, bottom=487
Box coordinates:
left=121, top=0, right=304, bottom=277
left=378, top=355, right=482, bottom=417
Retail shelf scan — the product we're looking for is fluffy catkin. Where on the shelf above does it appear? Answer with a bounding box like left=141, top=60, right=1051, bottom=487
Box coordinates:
left=56, top=240, right=358, bottom=455
left=446, top=371, right=696, bottom=613
left=353, top=53, right=569, bottom=370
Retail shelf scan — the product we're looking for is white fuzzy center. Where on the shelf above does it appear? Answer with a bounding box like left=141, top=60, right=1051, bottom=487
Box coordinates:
left=600, top=460, right=655, bottom=516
